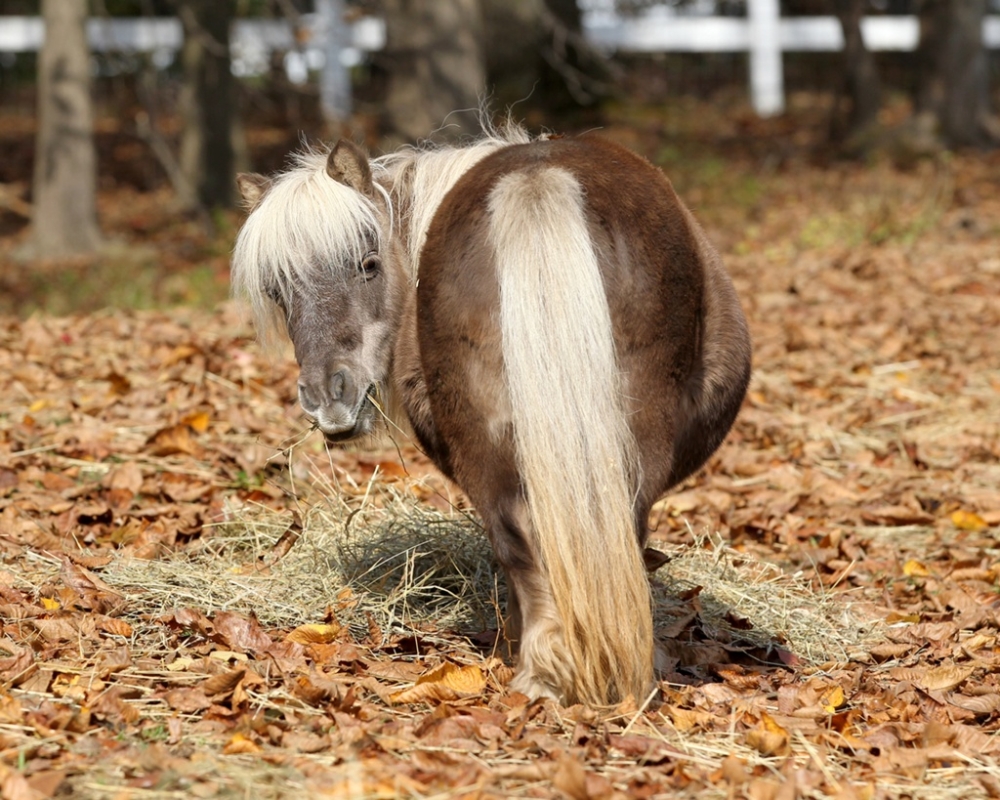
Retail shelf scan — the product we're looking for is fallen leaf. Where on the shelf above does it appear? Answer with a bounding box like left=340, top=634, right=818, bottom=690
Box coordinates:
left=551, top=751, right=589, bottom=800
left=106, top=462, right=143, bottom=494
left=96, top=615, right=134, bottom=638
left=160, top=473, right=212, bottom=503
left=164, top=687, right=212, bottom=713
left=222, top=732, right=261, bottom=755
left=105, top=371, right=131, bottom=396
left=162, top=343, right=201, bottom=366
left=885, top=612, right=921, bottom=624
left=903, top=559, right=931, bottom=577
left=946, top=693, right=1000, bottom=716
left=391, top=662, right=487, bottom=704
left=0, top=642, right=35, bottom=684
left=0, top=761, right=38, bottom=800
left=608, top=734, right=679, bottom=764
left=212, top=611, right=273, bottom=653
left=26, top=769, right=66, bottom=799
left=917, top=665, right=975, bottom=693
left=180, top=410, right=211, bottom=433
left=718, top=754, right=749, bottom=786
left=146, top=424, right=200, bottom=457
left=207, top=650, right=248, bottom=663
left=951, top=509, right=988, bottom=531
left=282, top=730, right=330, bottom=754
left=202, top=668, right=246, bottom=698
left=664, top=705, right=716, bottom=733
left=31, top=617, right=88, bottom=644
left=951, top=723, right=1000, bottom=756
left=822, top=685, right=846, bottom=713
left=285, top=622, right=342, bottom=645
left=862, top=506, right=934, bottom=526
left=746, top=712, right=790, bottom=757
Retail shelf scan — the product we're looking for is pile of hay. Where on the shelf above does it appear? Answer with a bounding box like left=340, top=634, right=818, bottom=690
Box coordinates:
left=100, top=481, right=874, bottom=663
left=651, top=535, right=877, bottom=664
left=103, top=485, right=497, bottom=637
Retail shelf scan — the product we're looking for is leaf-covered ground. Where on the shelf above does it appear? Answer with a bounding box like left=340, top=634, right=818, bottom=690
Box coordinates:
left=2, top=102, right=1000, bottom=798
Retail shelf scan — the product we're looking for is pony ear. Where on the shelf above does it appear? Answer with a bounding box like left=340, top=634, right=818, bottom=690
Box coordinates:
left=236, top=173, right=271, bottom=210
left=327, top=139, right=374, bottom=197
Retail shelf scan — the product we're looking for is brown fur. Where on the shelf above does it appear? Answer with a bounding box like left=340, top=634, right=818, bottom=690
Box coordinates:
left=235, top=172, right=271, bottom=210
left=410, top=135, right=749, bottom=555
left=327, top=140, right=375, bottom=197
left=395, top=136, right=750, bottom=704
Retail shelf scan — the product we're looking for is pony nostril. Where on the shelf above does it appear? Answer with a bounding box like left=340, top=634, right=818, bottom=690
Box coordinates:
left=299, top=371, right=356, bottom=414
left=298, top=382, right=319, bottom=412
left=330, top=371, right=346, bottom=402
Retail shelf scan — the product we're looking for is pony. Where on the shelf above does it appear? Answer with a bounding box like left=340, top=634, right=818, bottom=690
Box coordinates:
left=231, top=123, right=752, bottom=707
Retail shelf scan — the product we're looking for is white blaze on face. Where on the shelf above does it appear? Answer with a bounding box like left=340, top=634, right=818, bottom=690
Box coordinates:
left=359, top=318, right=392, bottom=387
left=300, top=319, right=392, bottom=436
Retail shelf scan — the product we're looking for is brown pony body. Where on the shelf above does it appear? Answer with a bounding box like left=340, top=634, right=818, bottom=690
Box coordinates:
left=232, top=127, right=751, bottom=706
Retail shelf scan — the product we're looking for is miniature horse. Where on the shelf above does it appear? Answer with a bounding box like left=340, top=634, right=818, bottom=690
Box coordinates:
left=231, top=124, right=751, bottom=706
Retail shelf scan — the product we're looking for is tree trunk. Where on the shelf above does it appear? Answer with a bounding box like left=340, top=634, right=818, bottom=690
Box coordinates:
left=831, top=0, right=882, bottom=142
left=481, top=0, right=547, bottom=110
left=482, top=0, right=610, bottom=113
left=915, top=0, right=994, bottom=147
left=177, top=0, right=235, bottom=210
left=537, top=0, right=610, bottom=109
left=30, top=0, right=102, bottom=259
left=380, top=0, right=485, bottom=145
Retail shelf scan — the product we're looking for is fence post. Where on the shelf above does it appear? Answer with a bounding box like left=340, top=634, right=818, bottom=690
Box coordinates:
left=315, top=0, right=351, bottom=124
left=747, top=0, right=784, bottom=116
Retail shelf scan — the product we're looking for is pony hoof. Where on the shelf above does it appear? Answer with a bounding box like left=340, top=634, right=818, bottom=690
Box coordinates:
left=509, top=671, right=562, bottom=703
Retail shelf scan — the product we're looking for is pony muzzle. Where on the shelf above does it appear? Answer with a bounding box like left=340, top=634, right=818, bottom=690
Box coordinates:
left=297, top=367, right=362, bottom=433
left=297, top=375, right=378, bottom=441
left=320, top=390, right=378, bottom=442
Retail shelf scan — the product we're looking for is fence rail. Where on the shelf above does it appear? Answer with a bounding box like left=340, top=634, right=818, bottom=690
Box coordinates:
left=2, top=8, right=999, bottom=117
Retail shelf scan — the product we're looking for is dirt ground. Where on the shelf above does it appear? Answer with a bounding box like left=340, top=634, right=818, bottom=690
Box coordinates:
left=2, top=97, right=1000, bottom=798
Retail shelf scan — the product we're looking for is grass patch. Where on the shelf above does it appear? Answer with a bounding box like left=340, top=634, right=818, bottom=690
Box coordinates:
left=95, top=482, right=875, bottom=667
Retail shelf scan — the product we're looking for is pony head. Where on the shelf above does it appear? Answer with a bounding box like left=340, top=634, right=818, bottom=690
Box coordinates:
left=232, top=139, right=403, bottom=441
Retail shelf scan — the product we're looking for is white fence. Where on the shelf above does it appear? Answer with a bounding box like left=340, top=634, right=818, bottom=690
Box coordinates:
left=586, top=6, right=1000, bottom=115
left=2, top=4, right=1000, bottom=117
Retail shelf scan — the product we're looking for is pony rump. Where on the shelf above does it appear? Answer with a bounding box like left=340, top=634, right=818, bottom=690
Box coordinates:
left=488, top=165, right=655, bottom=705
left=232, top=145, right=384, bottom=351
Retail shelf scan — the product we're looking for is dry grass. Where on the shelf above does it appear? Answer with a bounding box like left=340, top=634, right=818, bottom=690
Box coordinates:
left=101, top=483, right=499, bottom=639
left=19, top=467, right=890, bottom=798
left=95, top=480, right=877, bottom=669
left=651, top=533, right=880, bottom=664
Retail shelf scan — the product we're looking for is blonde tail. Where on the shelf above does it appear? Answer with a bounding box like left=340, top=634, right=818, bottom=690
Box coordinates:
left=488, top=166, right=654, bottom=705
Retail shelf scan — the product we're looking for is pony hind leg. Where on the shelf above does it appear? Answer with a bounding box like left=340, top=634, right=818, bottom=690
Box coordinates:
left=481, top=494, right=576, bottom=703
left=506, top=568, right=576, bottom=703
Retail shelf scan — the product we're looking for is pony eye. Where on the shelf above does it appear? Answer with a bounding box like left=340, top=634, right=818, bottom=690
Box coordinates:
left=265, top=286, right=280, bottom=301
left=360, top=252, right=381, bottom=280
left=264, top=284, right=285, bottom=307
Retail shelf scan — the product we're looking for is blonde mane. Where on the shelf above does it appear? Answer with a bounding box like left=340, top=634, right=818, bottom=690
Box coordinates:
left=232, top=123, right=534, bottom=349
left=374, top=121, right=533, bottom=276
left=231, top=146, right=384, bottom=350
